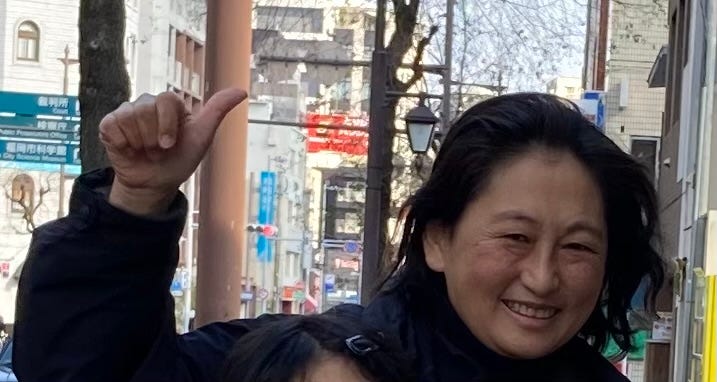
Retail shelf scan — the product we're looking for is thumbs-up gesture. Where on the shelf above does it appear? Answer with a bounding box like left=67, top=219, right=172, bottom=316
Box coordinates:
left=99, top=88, right=247, bottom=215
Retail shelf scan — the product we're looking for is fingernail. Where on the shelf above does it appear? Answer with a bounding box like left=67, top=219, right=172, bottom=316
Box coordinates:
left=159, top=134, right=175, bottom=148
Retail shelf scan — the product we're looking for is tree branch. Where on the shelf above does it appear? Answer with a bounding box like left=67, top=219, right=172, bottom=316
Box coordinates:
left=397, top=25, right=439, bottom=92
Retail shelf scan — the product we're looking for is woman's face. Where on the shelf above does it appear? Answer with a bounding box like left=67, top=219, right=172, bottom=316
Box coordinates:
left=424, top=149, right=607, bottom=359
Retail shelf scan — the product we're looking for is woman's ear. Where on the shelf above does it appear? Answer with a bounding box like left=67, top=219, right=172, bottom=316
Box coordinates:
left=423, top=223, right=448, bottom=272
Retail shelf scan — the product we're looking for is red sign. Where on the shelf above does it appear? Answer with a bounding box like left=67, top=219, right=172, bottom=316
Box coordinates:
left=1, top=262, right=9, bottom=278
left=305, top=113, right=369, bottom=155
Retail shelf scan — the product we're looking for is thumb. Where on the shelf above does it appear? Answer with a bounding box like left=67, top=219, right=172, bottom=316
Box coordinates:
left=194, top=88, right=248, bottom=132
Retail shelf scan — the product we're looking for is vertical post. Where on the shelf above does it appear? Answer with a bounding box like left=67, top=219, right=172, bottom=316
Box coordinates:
left=196, top=0, right=252, bottom=325
left=595, top=0, right=609, bottom=90
left=182, top=173, right=196, bottom=332
left=274, top=173, right=282, bottom=313
left=243, top=172, right=255, bottom=319
left=442, top=0, right=454, bottom=130
left=361, top=0, right=388, bottom=306
left=57, top=44, right=78, bottom=218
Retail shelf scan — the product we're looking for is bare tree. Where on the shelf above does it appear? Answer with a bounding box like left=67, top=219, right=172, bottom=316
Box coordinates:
left=4, top=174, right=51, bottom=233
left=79, top=0, right=131, bottom=173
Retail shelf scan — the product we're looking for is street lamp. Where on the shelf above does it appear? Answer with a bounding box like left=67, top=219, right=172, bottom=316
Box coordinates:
left=405, top=100, right=440, bottom=154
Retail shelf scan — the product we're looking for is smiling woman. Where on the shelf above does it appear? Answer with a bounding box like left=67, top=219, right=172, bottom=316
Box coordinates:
left=377, top=92, right=665, bottom=381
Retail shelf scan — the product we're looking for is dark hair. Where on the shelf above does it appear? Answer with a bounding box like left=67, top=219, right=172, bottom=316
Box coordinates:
left=221, top=313, right=413, bottom=382
left=385, top=93, right=664, bottom=353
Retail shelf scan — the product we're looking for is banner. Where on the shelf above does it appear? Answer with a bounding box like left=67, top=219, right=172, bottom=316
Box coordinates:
left=257, top=171, right=276, bottom=262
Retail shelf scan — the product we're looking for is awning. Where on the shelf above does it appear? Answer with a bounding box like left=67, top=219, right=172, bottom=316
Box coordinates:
left=648, top=45, right=669, bottom=88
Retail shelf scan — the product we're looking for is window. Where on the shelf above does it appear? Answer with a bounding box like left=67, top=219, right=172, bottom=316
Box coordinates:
left=256, top=7, right=323, bottom=33
left=17, top=21, right=40, bottom=61
left=337, top=182, right=365, bottom=204
left=11, top=174, right=35, bottom=212
left=630, top=138, right=659, bottom=185
left=335, top=212, right=362, bottom=235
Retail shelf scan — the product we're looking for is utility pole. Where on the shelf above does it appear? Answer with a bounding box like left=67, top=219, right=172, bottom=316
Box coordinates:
left=56, top=44, right=79, bottom=219
left=442, top=0, right=455, bottom=130
left=196, top=0, right=252, bottom=325
left=361, top=0, right=452, bottom=305
left=361, top=0, right=388, bottom=306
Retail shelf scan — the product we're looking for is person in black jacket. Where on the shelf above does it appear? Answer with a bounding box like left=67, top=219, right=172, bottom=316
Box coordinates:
left=13, top=89, right=664, bottom=382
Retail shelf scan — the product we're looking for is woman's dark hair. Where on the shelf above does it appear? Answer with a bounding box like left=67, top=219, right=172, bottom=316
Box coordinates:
left=384, top=92, right=664, bottom=353
left=221, top=313, right=413, bottom=382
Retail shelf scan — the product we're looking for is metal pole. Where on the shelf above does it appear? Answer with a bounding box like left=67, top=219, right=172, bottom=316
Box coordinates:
left=182, top=174, right=196, bottom=331
left=196, top=0, right=251, bottom=325
left=442, top=0, right=454, bottom=130
left=57, top=44, right=77, bottom=219
left=274, top=172, right=282, bottom=313
left=243, top=172, right=255, bottom=319
left=361, top=0, right=388, bottom=306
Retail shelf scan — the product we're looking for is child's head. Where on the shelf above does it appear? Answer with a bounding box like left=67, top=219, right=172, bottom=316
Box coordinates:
left=222, top=313, right=413, bottom=382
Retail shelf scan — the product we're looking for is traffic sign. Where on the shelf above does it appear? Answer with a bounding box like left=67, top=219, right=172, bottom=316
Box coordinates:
left=0, top=139, right=79, bottom=165
left=0, top=91, right=80, bottom=117
left=257, top=288, right=269, bottom=300
left=343, top=241, right=360, bottom=253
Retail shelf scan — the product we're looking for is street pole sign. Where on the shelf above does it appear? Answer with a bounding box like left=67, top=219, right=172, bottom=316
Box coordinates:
left=0, top=91, right=80, bottom=117
left=0, top=91, right=81, bottom=166
left=0, top=139, right=80, bottom=165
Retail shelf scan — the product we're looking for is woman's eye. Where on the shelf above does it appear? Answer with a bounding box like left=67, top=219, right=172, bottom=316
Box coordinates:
left=504, top=234, right=530, bottom=243
left=565, top=243, right=595, bottom=253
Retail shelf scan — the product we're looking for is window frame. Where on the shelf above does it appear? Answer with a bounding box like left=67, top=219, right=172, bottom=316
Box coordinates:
left=16, top=20, right=40, bottom=62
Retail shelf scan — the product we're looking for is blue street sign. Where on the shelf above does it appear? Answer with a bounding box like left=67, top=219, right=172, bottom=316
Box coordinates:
left=0, top=126, right=79, bottom=142
left=0, top=91, right=80, bottom=117
left=0, top=138, right=79, bottom=165
left=343, top=241, right=359, bottom=254
left=583, top=90, right=605, bottom=132
left=257, top=171, right=277, bottom=262
left=0, top=115, right=79, bottom=132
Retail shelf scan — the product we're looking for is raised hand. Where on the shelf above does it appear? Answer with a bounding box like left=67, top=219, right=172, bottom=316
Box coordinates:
left=99, top=88, right=247, bottom=215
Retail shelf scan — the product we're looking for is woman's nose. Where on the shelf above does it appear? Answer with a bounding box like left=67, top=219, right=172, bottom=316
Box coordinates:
left=519, top=243, right=560, bottom=296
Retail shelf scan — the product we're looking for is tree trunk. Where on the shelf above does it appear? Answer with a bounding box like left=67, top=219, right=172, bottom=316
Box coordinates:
left=378, top=98, right=399, bottom=265
left=376, top=0, right=435, bottom=265
left=79, top=0, right=130, bottom=173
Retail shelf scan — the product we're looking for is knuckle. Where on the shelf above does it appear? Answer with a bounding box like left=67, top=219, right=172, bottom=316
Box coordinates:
left=135, top=93, right=156, bottom=103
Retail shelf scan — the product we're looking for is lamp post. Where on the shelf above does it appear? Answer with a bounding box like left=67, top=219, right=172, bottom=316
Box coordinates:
left=405, top=100, right=440, bottom=154
left=361, top=1, right=451, bottom=305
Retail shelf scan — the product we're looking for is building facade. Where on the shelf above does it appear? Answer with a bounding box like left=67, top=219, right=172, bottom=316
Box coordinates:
left=583, top=0, right=670, bottom=380
left=546, top=76, right=583, bottom=100
left=603, top=0, right=668, bottom=156
left=0, top=0, right=206, bottom=330
left=243, top=101, right=308, bottom=316
left=650, top=0, right=717, bottom=380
